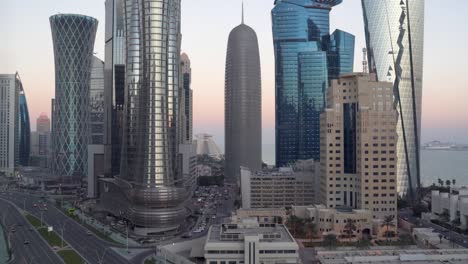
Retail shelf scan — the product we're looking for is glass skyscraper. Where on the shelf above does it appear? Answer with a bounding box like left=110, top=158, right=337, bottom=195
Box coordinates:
left=362, top=0, right=424, bottom=199
left=272, top=0, right=354, bottom=167
left=90, top=56, right=105, bottom=145
left=18, top=78, right=31, bottom=166
left=50, top=14, right=98, bottom=179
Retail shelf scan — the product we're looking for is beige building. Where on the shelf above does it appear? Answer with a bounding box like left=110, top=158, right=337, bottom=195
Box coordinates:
left=232, top=208, right=288, bottom=225
left=240, top=160, right=319, bottom=209
left=293, top=205, right=373, bottom=239
left=320, top=73, right=398, bottom=221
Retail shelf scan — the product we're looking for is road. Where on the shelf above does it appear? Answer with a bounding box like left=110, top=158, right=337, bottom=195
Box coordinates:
left=0, top=197, right=63, bottom=264
left=0, top=191, right=146, bottom=264
left=400, top=208, right=468, bottom=248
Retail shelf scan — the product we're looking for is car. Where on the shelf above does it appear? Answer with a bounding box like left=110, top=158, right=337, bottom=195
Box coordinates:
left=23, top=240, right=30, bottom=245
left=86, top=231, right=92, bottom=236
left=33, top=204, right=37, bottom=207
left=10, top=228, right=16, bottom=233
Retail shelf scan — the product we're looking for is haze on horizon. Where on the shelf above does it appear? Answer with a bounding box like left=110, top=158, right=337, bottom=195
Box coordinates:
left=1, top=0, right=467, bottom=150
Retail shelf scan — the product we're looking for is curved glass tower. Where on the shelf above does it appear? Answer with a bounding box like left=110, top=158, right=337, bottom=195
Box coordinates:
left=272, top=0, right=354, bottom=167
left=99, top=0, right=186, bottom=234
left=50, top=14, right=98, bottom=179
left=18, top=73, right=31, bottom=166
left=362, top=0, right=424, bottom=199
left=225, top=14, right=262, bottom=181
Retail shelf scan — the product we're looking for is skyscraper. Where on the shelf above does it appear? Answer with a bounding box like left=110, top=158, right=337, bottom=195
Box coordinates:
left=18, top=75, right=31, bottom=166
left=0, top=73, right=20, bottom=176
left=320, top=73, right=398, bottom=220
left=362, top=0, right=424, bottom=199
left=225, top=7, right=262, bottom=181
left=104, top=0, right=126, bottom=177
left=50, top=14, right=98, bottom=180
left=180, top=53, right=193, bottom=144
left=272, top=0, right=355, bottom=167
left=99, top=0, right=187, bottom=235
left=90, top=56, right=105, bottom=145
left=36, top=113, right=51, bottom=158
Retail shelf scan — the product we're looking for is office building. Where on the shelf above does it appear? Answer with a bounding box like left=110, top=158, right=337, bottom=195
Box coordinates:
left=272, top=0, right=355, bottom=167
left=0, top=73, right=20, bottom=176
left=99, top=0, right=188, bottom=235
left=30, top=113, right=51, bottom=167
left=240, top=160, right=319, bottom=209
left=362, top=0, right=425, bottom=199
left=225, top=8, right=262, bottom=182
left=50, top=14, right=98, bottom=180
left=204, top=218, right=300, bottom=264
left=180, top=53, right=193, bottom=144
left=104, top=0, right=126, bottom=177
left=195, top=133, right=222, bottom=160
left=18, top=80, right=31, bottom=166
left=89, top=56, right=105, bottom=145
left=320, top=73, right=398, bottom=221
left=431, top=189, right=468, bottom=230
left=293, top=205, right=373, bottom=239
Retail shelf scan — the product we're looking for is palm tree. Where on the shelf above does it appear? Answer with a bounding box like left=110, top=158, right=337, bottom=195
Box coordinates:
left=286, top=215, right=304, bottom=237
left=438, top=178, right=443, bottom=187
left=452, top=179, right=456, bottom=186
left=343, top=218, right=357, bottom=241
left=381, top=215, right=396, bottom=240
left=445, top=180, right=451, bottom=187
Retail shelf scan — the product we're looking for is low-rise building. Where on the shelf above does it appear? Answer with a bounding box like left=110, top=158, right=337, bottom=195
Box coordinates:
left=240, top=160, right=319, bottom=209
left=204, top=218, right=301, bottom=264
left=231, top=208, right=288, bottom=225
left=431, top=189, right=468, bottom=230
left=316, top=248, right=468, bottom=264
left=292, top=205, right=373, bottom=239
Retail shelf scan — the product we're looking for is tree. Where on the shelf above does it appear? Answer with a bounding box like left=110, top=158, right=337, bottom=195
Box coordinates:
left=438, top=178, right=443, bottom=187
left=440, top=210, right=450, bottom=223
left=323, top=234, right=338, bottom=249
left=452, top=179, right=456, bottom=186
left=381, top=215, right=396, bottom=240
left=412, top=202, right=429, bottom=217
left=304, top=218, right=316, bottom=241
left=356, top=238, right=372, bottom=249
left=445, top=180, right=451, bottom=187
left=343, top=218, right=357, bottom=241
left=438, top=233, right=443, bottom=244
left=286, top=215, right=304, bottom=237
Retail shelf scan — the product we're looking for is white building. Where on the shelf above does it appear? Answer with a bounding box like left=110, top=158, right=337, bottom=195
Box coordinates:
left=204, top=218, right=301, bottom=264
left=240, top=160, right=319, bottom=209
left=431, top=189, right=468, bottom=230
left=179, top=142, right=197, bottom=189
left=195, top=134, right=222, bottom=160
left=0, top=74, right=19, bottom=177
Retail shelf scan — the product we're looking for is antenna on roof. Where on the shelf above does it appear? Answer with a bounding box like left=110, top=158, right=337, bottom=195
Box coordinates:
left=241, top=1, right=244, bottom=24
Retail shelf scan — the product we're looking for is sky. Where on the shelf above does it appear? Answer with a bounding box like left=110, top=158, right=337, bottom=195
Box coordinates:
left=1, top=0, right=468, bottom=155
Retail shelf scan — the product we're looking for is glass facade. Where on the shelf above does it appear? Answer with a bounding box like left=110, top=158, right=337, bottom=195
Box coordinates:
left=50, top=14, right=98, bottom=179
left=272, top=0, right=354, bottom=166
left=362, top=0, right=424, bottom=198
left=90, top=56, right=105, bottom=145
left=18, top=85, right=31, bottom=166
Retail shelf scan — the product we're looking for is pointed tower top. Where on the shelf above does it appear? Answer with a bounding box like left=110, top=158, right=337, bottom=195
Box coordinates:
left=241, top=1, right=244, bottom=24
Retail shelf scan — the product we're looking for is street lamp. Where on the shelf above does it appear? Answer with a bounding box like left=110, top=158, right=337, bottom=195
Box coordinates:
left=96, top=248, right=110, bottom=264
left=60, top=219, right=71, bottom=249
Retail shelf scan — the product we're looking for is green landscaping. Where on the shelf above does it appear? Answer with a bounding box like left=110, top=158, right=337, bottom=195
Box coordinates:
left=37, top=228, right=66, bottom=247
left=57, top=250, right=84, bottom=264
left=25, top=214, right=42, bottom=228
left=144, top=257, right=157, bottom=264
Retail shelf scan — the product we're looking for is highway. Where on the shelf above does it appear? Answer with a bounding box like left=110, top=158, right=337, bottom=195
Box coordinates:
left=0, top=191, right=137, bottom=264
left=0, top=197, right=63, bottom=264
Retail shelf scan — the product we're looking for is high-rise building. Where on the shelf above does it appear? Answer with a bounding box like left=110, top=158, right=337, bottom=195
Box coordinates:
left=180, top=53, right=193, bottom=144
left=194, top=133, right=222, bottom=160
left=361, top=0, right=424, bottom=199
left=18, top=75, right=31, bottom=166
left=104, top=0, right=126, bottom=177
left=99, top=0, right=188, bottom=235
left=225, top=8, right=262, bottom=181
left=320, top=73, right=398, bottom=220
left=37, top=113, right=51, bottom=133
left=0, top=73, right=20, bottom=176
left=90, top=56, right=105, bottom=145
left=50, top=14, right=98, bottom=180
left=30, top=113, right=51, bottom=167
left=272, top=0, right=355, bottom=167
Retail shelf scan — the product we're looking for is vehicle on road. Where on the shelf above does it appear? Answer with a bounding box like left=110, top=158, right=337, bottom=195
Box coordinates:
left=23, top=240, right=30, bottom=244
left=87, top=231, right=92, bottom=236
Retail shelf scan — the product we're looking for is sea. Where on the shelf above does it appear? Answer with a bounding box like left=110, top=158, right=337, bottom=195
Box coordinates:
left=262, top=145, right=468, bottom=187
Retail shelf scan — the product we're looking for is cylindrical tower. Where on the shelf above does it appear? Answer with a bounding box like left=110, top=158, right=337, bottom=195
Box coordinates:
left=50, top=14, right=98, bottom=180
left=225, top=17, right=262, bottom=182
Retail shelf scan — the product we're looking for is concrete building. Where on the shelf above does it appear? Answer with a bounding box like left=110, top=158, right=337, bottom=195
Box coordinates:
left=240, top=160, right=319, bottom=209
left=180, top=53, right=193, bottom=144
left=362, top=0, right=425, bottom=198
left=225, top=8, right=262, bottom=182
left=292, top=205, right=373, bottom=239
left=0, top=73, right=20, bottom=177
left=316, top=249, right=468, bottom=264
left=431, top=189, right=468, bottom=230
left=231, top=208, right=287, bottom=225
left=204, top=218, right=300, bottom=264
left=320, top=73, right=398, bottom=221
left=30, top=113, right=51, bottom=167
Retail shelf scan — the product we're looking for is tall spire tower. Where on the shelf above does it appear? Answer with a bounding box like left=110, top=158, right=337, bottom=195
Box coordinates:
left=241, top=1, right=244, bottom=24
